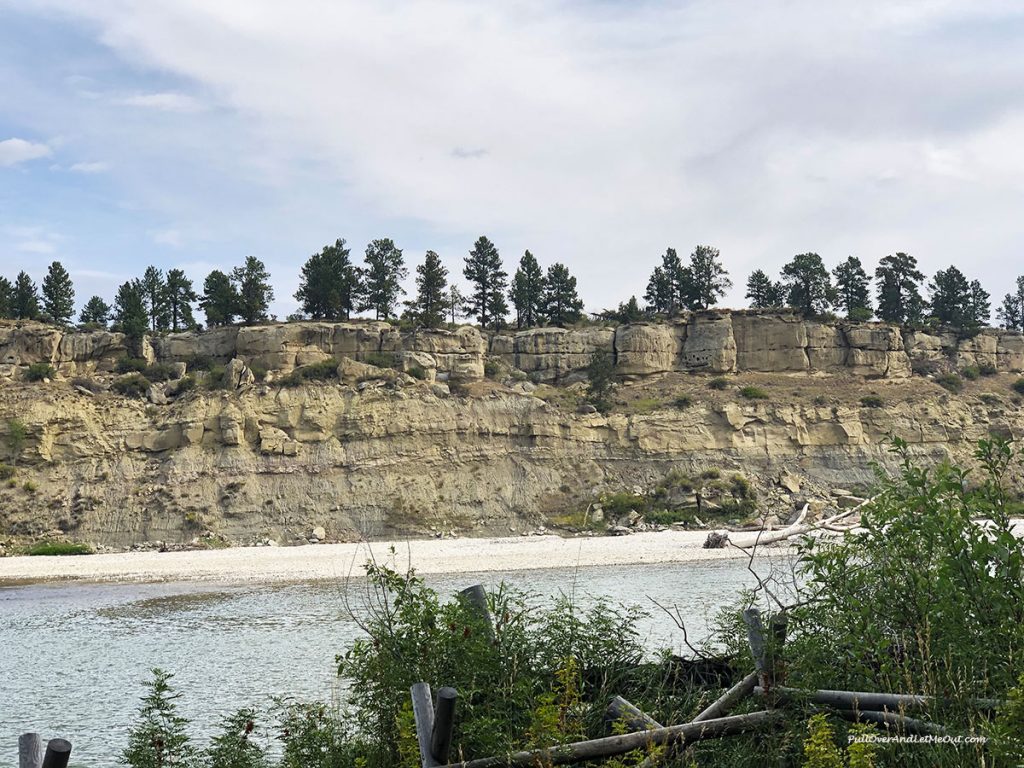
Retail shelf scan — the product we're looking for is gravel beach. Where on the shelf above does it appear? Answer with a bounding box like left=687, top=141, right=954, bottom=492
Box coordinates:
left=0, top=530, right=756, bottom=585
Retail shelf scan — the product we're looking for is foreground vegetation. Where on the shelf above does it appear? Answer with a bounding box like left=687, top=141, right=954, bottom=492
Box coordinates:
left=120, top=438, right=1024, bottom=767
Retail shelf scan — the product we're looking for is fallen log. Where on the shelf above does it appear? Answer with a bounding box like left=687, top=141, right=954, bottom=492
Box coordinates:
left=756, top=686, right=1004, bottom=713
left=692, top=671, right=759, bottom=722
left=444, top=711, right=780, bottom=768
left=835, top=709, right=946, bottom=736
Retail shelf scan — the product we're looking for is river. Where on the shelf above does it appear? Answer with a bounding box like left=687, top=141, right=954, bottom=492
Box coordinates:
left=0, top=558, right=778, bottom=767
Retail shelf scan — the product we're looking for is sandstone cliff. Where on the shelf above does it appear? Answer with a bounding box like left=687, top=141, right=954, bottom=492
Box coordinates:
left=1, top=315, right=1022, bottom=549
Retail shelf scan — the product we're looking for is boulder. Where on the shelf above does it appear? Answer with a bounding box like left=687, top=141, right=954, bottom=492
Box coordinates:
left=225, top=358, right=255, bottom=389
left=259, top=426, right=301, bottom=456
left=614, top=323, right=680, bottom=375
left=397, top=351, right=437, bottom=383
left=682, top=313, right=736, bottom=372
left=337, top=356, right=396, bottom=384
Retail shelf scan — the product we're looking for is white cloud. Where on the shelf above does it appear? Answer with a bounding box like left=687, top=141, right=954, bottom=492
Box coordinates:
left=152, top=229, right=182, bottom=247
left=0, top=138, right=52, bottom=167
left=3, top=225, right=63, bottom=255
left=116, top=92, right=203, bottom=112
left=69, top=161, right=109, bottom=173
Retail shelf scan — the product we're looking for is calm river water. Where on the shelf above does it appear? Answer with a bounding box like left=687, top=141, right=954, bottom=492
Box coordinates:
left=0, top=558, right=774, bottom=767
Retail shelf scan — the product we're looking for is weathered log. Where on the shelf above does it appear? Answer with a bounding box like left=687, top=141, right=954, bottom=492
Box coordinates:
left=458, top=585, right=495, bottom=641
left=835, top=709, right=946, bottom=736
left=692, top=671, right=759, bottom=722
left=742, top=608, right=770, bottom=688
left=727, top=500, right=870, bottom=549
left=605, top=696, right=661, bottom=732
left=431, top=687, right=458, bottom=765
left=411, top=683, right=440, bottom=768
left=756, top=686, right=1003, bottom=713
left=444, top=711, right=779, bottom=768
left=40, top=739, right=71, bottom=768
left=19, top=733, right=43, bottom=768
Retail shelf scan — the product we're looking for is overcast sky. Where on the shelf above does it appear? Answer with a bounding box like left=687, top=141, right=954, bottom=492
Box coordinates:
left=1, top=1, right=1023, bottom=319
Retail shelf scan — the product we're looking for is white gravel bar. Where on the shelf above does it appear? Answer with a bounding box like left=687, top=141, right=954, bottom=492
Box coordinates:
left=0, top=530, right=756, bottom=585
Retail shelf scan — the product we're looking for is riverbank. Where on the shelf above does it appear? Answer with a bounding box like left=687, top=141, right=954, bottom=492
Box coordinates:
left=0, top=529, right=760, bottom=585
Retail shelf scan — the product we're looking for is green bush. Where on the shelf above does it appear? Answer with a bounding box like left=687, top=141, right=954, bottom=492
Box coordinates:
left=407, top=365, right=427, bottom=381
left=672, top=394, right=693, bottom=409
left=25, top=363, right=56, bottom=381
left=979, top=393, right=1001, bottom=406
left=979, top=362, right=998, bottom=376
left=280, top=359, right=340, bottom=387
left=176, top=375, right=197, bottom=393
left=483, top=360, right=501, bottom=379
left=585, top=349, right=617, bottom=414
left=26, top=541, right=92, bottom=556
left=249, top=362, right=269, bottom=382
left=859, top=395, right=884, bottom=408
left=204, top=365, right=229, bottom=390
left=0, top=463, right=14, bottom=480
left=362, top=352, right=396, bottom=369
left=738, top=385, right=769, bottom=400
left=116, top=356, right=149, bottom=374
left=935, top=372, right=964, bottom=393
left=143, top=363, right=176, bottom=382
left=707, top=376, right=729, bottom=390
left=961, top=365, right=980, bottom=381
left=112, top=373, right=152, bottom=398
left=1013, top=378, right=1024, bottom=395
left=186, top=354, right=215, bottom=372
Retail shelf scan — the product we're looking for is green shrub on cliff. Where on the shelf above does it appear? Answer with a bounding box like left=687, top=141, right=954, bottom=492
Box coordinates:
left=738, top=385, right=769, bottom=400
left=116, top=356, right=149, bottom=374
left=935, top=372, right=964, bottom=393
left=281, top=359, right=339, bottom=387
left=25, top=362, right=56, bottom=381
left=112, top=373, right=151, bottom=398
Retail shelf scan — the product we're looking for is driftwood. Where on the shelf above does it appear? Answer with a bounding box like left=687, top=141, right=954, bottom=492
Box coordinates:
left=693, top=671, right=759, bottom=722
left=836, top=709, right=947, bottom=736
left=757, top=686, right=1004, bottom=713
left=445, top=711, right=779, bottom=768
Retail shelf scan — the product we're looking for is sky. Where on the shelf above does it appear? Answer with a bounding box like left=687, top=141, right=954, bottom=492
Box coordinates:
left=1, top=0, right=1023, bottom=320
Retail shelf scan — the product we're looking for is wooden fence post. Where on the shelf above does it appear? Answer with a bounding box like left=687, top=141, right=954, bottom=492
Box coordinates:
left=411, top=683, right=439, bottom=768
left=40, top=739, right=71, bottom=768
left=742, top=608, right=770, bottom=688
left=18, top=733, right=42, bottom=768
left=459, top=585, right=495, bottom=641
left=431, top=687, right=458, bottom=765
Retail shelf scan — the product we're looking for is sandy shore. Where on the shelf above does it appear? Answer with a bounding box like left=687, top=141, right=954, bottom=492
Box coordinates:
left=0, top=530, right=757, bottom=585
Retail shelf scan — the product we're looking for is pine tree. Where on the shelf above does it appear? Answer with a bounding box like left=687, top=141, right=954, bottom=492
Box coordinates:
left=542, top=263, right=584, bottom=327
left=200, top=270, right=239, bottom=327
left=686, top=245, right=731, bottom=310
left=928, top=266, right=972, bottom=327
left=40, top=261, right=75, bottom=325
left=644, top=248, right=688, bottom=314
left=463, top=236, right=508, bottom=330
left=832, top=256, right=872, bottom=320
left=997, top=277, right=1024, bottom=332
left=0, top=276, right=14, bottom=319
left=80, top=296, right=111, bottom=327
left=745, top=270, right=785, bottom=308
left=122, top=669, right=197, bottom=768
left=781, top=253, right=834, bottom=317
left=447, top=285, right=466, bottom=325
left=601, top=296, right=644, bottom=323
left=408, top=250, right=448, bottom=328
left=165, top=269, right=198, bottom=331
left=360, top=238, right=407, bottom=320
left=231, top=256, right=274, bottom=325
left=12, top=271, right=39, bottom=320
left=295, top=238, right=363, bottom=320
left=967, top=279, right=991, bottom=329
left=875, top=252, right=926, bottom=324
left=140, top=266, right=170, bottom=332
left=113, top=280, right=149, bottom=341
left=509, top=251, right=546, bottom=328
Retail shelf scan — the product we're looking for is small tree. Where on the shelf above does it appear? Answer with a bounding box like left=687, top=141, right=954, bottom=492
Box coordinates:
left=998, top=276, right=1024, bottom=332
left=295, top=238, right=363, bottom=321
left=122, top=668, right=197, bottom=768
left=165, top=269, right=198, bottom=332
left=360, top=238, right=407, bottom=320
left=231, top=257, right=274, bottom=325
left=509, top=251, right=546, bottom=329
left=928, top=265, right=972, bottom=327
left=463, top=236, right=508, bottom=330
left=542, top=263, right=584, bottom=327
left=832, top=256, right=872, bottom=320
left=745, top=269, right=785, bottom=308
left=0, top=276, right=13, bottom=319
left=12, top=271, right=39, bottom=320
left=585, top=349, right=617, bottom=413
left=113, top=280, right=149, bottom=343
left=200, top=270, right=239, bottom=327
left=875, top=252, right=926, bottom=324
left=644, top=248, right=688, bottom=315
left=446, top=285, right=466, bottom=326
left=80, top=296, right=111, bottom=327
left=140, top=266, right=171, bottom=332
left=967, top=279, right=991, bottom=329
left=781, top=253, right=834, bottom=317
left=601, top=296, right=644, bottom=323
left=204, top=708, right=268, bottom=768
left=5, top=419, right=27, bottom=464
left=686, top=244, right=730, bottom=310
left=41, top=260, right=75, bottom=325
left=407, top=250, right=448, bottom=328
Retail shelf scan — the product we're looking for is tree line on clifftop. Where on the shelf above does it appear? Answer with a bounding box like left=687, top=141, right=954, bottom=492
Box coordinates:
left=1, top=237, right=1022, bottom=338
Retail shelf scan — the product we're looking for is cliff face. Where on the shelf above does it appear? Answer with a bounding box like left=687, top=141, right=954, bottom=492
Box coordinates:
left=4, top=311, right=1022, bottom=385
left=1, top=315, right=1022, bottom=548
